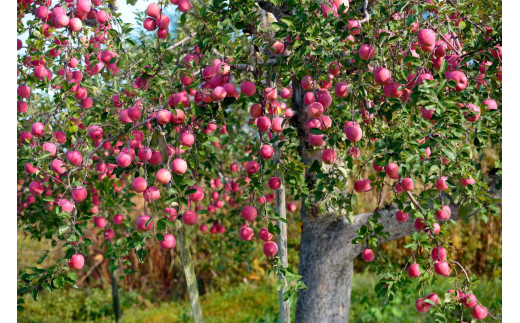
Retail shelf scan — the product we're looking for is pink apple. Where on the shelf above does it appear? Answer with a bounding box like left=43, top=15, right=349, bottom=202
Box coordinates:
left=445, top=71, right=468, bottom=92
left=29, top=181, right=43, bottom=196
left=344, top=121, right=362, bottom=142
left=71, top=186, right=87, bottom=203
left=113, top=214, right=124, bottom=224
left=434, top=261, right=451, bottom=276
left=257, top=116, right=272, bottom=132
left=268, top=177, right=281, bottom=190
left=472, top=305, right=488, bottom=320
left=354, top=179, right=372, bottom=193
left=137, top=215, right=154, bottom=231
left=334, top=82, right=349, bottom=97
left=435, top=205, right=451, bottom=221
left=463, top=293, right=477, bottom=308
left=171, top=158, right=188, bottom=175
left=263, top=241, right=278, bottom=257
left=461, top=177, right=476, bottom=187
left=68, top=254, right=85, bottom=270
left=240, top=81, right=256, bottom=96
left=132, top=177, right=148, bottom=193
left=401, top=178, right=414, bottom=191
left=362, top=249, right=374, bottom=262
left=374, top=67, right=392, bottom=85
left=143, top=186, right=160, bottom=202
left=259, top=227, right=273, bottom=241
left=182, top=211, right=197, bottom=225
left=240, top=226, right=254, bottom=241
left=155, top=169, right=172, bottom=184
left=160, top=234, right=176, bottom=249
left=385, top=163, right=399, bottom=179
left=241, top=205, right=257, bottom=222
left=260, top=145, right=274, bottom=159
left=396, top=210, right=408, bottom=223
left=322, top=149, right=337, bottom=164
left=408, top=263, right=421, bottom=278
left=246, top=161, right=260, bottom=174
left=359, top=44, right=375, bottom=60
left=432, top=246, right=447, bottom=261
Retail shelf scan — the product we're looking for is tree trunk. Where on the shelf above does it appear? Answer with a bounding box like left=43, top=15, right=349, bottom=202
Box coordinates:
left=275, top=172, right=290, bottom=323
left=175, top=221, right=205, bottom=323
left=110, top=270, right=122, bottom=323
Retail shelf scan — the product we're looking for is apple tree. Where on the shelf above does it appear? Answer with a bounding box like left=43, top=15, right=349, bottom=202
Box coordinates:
left=17, top=0, right=501, bottom=322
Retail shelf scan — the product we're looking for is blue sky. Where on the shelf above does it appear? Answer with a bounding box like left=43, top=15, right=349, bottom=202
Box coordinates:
left=19, top=0, right=178, bottom=44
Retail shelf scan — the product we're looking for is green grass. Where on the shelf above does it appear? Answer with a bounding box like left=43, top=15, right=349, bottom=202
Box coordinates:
left=18, top=272, right=501, bottom=323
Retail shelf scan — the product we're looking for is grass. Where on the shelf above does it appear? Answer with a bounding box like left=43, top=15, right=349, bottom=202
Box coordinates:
left=18, top=271, right=501, bottom=322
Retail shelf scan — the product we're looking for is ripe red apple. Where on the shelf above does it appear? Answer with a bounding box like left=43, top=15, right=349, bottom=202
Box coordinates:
left=418, top=29, right=436, bottom=52
left=334, top=82, right=349, bottom=97
left=432, top=246, right=447, bottom=261
left=104, top=229, right=115, bottom=241
left=472, top=305, right=488, bottom=320
left=482, top=99, right=497, bottom=111
left=359, top=44, right=375, bottom=60
left=132, top=177, right=148, bottom=193
left=322, top=149, right=337, bottom=164
left=263, top=241, right=278, bottom=257
left=260, top=145, right=274, bottom=159
left=241, top=205, right=257, bottom=222
left=385, top=163, right=399, bottom=179
left=445, top=70, right=468, bottom=92
left=374, top=67, right=392, bottom=85
left=240, top=226, right=254, bottom=241
left=435, top=176, right=449, bottom=190
left=354, top=179, right=372, bottom=193
left=51, top=159, right=66, bottom=175
left=415, top=218, right=426, bottom=231
left=155, top=169, right=172, bottom=184
left=246, top=161, right=260, bottom=174
left=71, top=186, right=87, bottom=203
left=171, top=109, right=186, bottom=124
left=68, top=254, right=85, bottom=270
left=408, top=263, right=421, bottom=278
left=463, top=293, right=477, bottom=308
left=396, top=210, right=408, bottom=223
left=461, top=177, right=475, bottom=187
left=137, top=215, right=154, bottom=231
left=401, top=178, right=414, bottom=191
left=160, top=234, right=176, bottom=249
left=163, top=207, right=178, bottom=221
left=29, top=181, right=43, bottom=196
left=307, top=102, right=324, bottom=119
left=182, top=211, right=198, bottom=225
left=268, top=177, right=281, bottom=190
left=415, top=298, right=429, bottom=313
left=171, top=158, right=188, bottom=174
left=435, top=205, right=451, bottom=221
left=188, top=185, right=204, bottom=202
left=344, top=121, right=362, bottom=142
left=94, top=216, right=107, bottom=228
left=257, top=116, right=272, bottom=132
left=434, top=260, right=451, bottom=276
left=259, top=227, right=273, bottom=241
left=240, top=81, right=256, bottom=96
left=144, top=186, right=160, bottom=202
left=426, top=293, right=439, bottom=305
left=308, top=134, right=324, bottom=146
left=287, top=202, right=297, bottom=212
left=42, top=141, right=56, bottom=155
left=362, top=249, right=375, bottom=262
left=31, top=122, right=45, bottom=137
left=113, top=214, right=124, bottom=224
